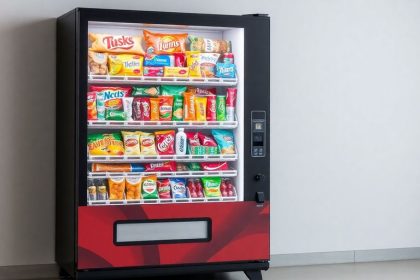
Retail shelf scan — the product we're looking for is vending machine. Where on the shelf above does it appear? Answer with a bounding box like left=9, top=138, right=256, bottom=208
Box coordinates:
left=56, top=8, right=270, bottom=280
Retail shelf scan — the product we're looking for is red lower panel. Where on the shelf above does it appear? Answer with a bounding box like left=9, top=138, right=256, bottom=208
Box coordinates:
left=78, top=202, right=269, bottom=269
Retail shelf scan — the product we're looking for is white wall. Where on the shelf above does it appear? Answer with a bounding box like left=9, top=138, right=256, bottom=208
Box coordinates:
left=1, top=0, right=420, bottom=266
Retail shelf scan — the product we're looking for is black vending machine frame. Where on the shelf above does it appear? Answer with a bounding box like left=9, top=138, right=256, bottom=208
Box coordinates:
left=56, top=8, right=270, bottom=279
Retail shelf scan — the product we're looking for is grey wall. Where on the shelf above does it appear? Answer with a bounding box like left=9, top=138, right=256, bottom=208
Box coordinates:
left=1, top=0, right=420, bottom=266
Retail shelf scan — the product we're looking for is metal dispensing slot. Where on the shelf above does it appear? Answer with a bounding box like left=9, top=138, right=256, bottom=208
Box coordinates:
left=251, top=111, right=266, bottom=157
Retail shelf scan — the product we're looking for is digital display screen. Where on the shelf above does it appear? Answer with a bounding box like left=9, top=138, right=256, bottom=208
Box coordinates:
left=253, top=133, right=264, bottom=147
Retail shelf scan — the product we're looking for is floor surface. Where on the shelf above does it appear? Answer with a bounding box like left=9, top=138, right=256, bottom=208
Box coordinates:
left=2, top=260, right=420, bottom=280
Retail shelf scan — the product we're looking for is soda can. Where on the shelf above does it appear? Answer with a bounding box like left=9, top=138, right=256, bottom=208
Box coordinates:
left=216, top=95, right=226, bottom=121
left=88, top=185, right=97, bottom=201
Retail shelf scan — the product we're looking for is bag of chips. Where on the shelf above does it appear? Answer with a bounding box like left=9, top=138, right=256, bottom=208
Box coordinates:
left=141, top=175, right=158, bottom=199
left=90, top=86, right=132, bottom=121
left=215, top=63, right=236, bottom=78
left=188, top=35, right=232, bottom=53
left=186, top=51, right=201, bottom=77
left=199, top=53, right=220, bottom=78
left=139, top=132, right=157, bottom=155
left=194, top=96, right=207, bottom=121
left=143, top=66, right=164, bottom=76
left=132, top=86, right=160, bottom=97
left=150, top=98, right=160, bottom=121
left=172, top=96, right=184, bottom=121
left=88, top=51, right=108, bottom=75
left=169, top=178, right=187, bottom=199
left=123, top=97, right=133, bottom=121
left=89, top=32, right=145, bottom=54
left=164, top=67, right=189, bottom=77
left=108, top=54, right=143, bottom=76
left=121, top=131, right=141, bottom=155
left=88, top=133, right=124, bottom=156
left=155, top=130, right=175, bottom=155
left=161, top=85, right=186, bottom=96
left=144, top=54, right=172, bottom=67
left=158, top=96, right=174, bottom=121
left=132, top=97, right=151, bottom=121
left=108, top=177, right=125, bottom=200
left=126, top=177, right=142, bottom=200
left=198, top=132, right=218, bottom=154
left=143, top=30, right=188, bottom=54
left=87, top=92, right=98, bottom=120
left=144, top=161, right=177, bottom=172
left=157, top=179, right=172, bottom=199
left=212, top=130, right=235, bottom=154
left=183, top=91, right=196, bottom=121
left=201, top=177, right=222, bottom=197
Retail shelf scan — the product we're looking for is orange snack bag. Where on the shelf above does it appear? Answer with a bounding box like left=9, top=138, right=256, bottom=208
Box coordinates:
left=126, top=177, right=142, bottom=200
left=108, top=177, right=125, bottom=200
left=88, top=33, right=144, bottom=55
left=158, top=96, right=174, bottom=121
left=150, top=98, right=160, bottom=121
left=143, top=30, right=187, bottom=54
left=195, top=96, right=207, bottom=121
left=183, top=91, right=196, bottom=121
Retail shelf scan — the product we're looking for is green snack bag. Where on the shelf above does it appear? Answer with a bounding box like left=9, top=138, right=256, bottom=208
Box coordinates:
left=216, top=95, right=226, bottom=121
left=202, top=177, right=222, bottom=197
left=141, top=175, right=158, bottom=199
left=161, top=85, right=187, bottom=96
left=172, top=96, right=184, bottom=121
left=206, top=146, right=219, bottom=155
left=190, top=146, right=206, bottom=155
left=132, top=86, right=160, bottom=97
left=188, top=162, right=201, bottom=171
left=105, top=109, right=126, bottom=121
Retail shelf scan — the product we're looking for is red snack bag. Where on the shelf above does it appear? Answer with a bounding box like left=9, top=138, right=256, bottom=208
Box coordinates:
left=155, top=130, right=176, bottom=155
left=220, top=179, right=229, bottom=197
left=133, top=97, right=150, bottom=121
left=186, top=132, right=200, bottom=147
left=157, top=179, right=172, bottom=199
left=206, top=95, right=216, bottom=121
left=196, top=88, right=216, bottom=96
left=140, top=97, right=151, bottom=121
left=225, top=179, right=235, bottom=197
left=194, top=179, right=204, bottom=198
left=144, top=161, right=177, bottom=172
left=187, top=179, right=197, bottom=198
left=200, top=162, right=228, bottom=171
left=198, top=132, right=217, bottom=147
left=174, top=53, right=186, bottom=67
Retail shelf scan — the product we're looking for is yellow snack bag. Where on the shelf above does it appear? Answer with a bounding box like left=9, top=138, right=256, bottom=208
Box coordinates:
left=108, top=54, right=144, bottom=76
left=126, top=177, right=142, bottom=200
left=163, top=67, right=189, bottom=77
left=87, top=133, right=124, bottom=156
left=139, top=132, right=157, bottom=155
left=186, top=51, right=201, bottom=77
left=108, top=177, right=125, bottom=200
left=121, top=131, right=141, bottom=155
left=194, top=96, right=207, bottom=121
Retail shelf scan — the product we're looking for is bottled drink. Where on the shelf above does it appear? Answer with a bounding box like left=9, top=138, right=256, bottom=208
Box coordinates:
left=175, top=128, right=187, bottom=155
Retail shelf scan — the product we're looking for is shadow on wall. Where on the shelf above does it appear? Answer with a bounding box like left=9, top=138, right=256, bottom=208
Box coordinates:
left=0, top=18, right=56, bottom=265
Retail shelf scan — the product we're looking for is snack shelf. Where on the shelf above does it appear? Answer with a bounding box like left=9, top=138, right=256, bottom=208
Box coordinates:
left=88, top=154, right=238, bottom=163
left=88, top=170, right=238, bottom=179
left=87, top=120, right=238, bottom=129
left=88, top=74, right=238, bottom=86
left=87, top=187, right=238, bottom=206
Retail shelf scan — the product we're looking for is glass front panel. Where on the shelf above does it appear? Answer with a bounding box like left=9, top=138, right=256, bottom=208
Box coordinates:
left=86, top=21, right=244, bottom=206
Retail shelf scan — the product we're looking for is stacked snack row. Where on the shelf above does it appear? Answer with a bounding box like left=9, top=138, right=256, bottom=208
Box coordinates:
left=88, top=177, right=236, bottom=201
left=87, top=129, right=235, bottom=156
left=88, top=30, right=236, bottom=78
left=88, top=86, right=237, bottom=122
left=90, top=161, right=231, bottom=173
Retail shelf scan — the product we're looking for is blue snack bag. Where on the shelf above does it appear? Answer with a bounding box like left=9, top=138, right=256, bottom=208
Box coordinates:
left=169, top=178, right=187, bottom=198
left=144, top=54, right=172, bottom=67
left=211, top=130, right=235, bottom=154
left=215, top=63, right=236, bottom=78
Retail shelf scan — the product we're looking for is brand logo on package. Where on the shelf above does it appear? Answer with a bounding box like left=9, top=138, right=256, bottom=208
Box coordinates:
left=102, top=35, right=135, bottom=50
